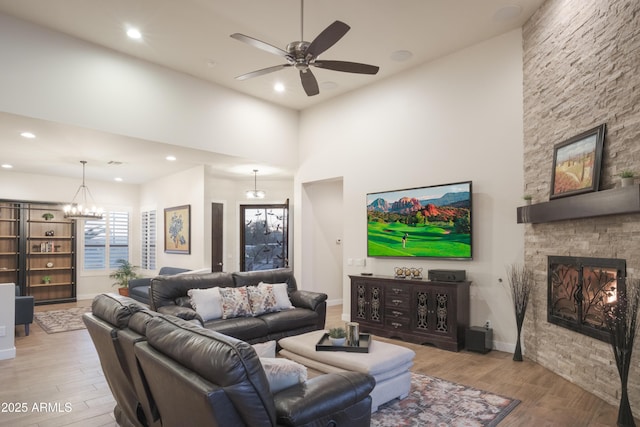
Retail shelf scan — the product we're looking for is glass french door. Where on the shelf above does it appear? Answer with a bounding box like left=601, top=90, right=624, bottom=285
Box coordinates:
left=240, top=200, right=288, bottom=271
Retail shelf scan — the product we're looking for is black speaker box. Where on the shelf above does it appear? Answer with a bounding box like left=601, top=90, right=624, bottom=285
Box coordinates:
left=427, top=269, right=466, bottom=282
left=465, top=326, right=492, bottom=354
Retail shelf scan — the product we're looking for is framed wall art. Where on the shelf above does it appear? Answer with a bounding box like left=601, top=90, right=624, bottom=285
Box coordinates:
left=164, top=205, right=191, bottom=254
left=550, top=124, right=606, bottom=199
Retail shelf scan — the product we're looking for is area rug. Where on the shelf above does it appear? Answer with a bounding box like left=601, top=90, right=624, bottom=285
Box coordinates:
left=34, top=306, right=91, bottom=334
left=371, top=373, right=520, bottom=427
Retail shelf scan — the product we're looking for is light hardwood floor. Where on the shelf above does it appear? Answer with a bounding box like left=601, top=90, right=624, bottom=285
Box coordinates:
left=0, top=302, right=629, bottom=426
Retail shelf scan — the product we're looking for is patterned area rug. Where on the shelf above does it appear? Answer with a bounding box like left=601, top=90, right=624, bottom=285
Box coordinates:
left=371, top=373, right=520, bottom=427
left=34, top=307, right=91, bottom=334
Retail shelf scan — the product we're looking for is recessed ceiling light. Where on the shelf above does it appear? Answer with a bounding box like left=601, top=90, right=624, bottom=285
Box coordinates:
left=166, top=155, right=177, bottom=161
left=390, top=50, right=413, bottom=62
left=274, top=82, right=285, bottom=93
left=1, top=164, right=13, bottom=169
left=493, top=5, right=522, bottom=22
left=114, top=177, right=123, bottom=182
left=20, top=132, right=36, bottom=139
left=126, top=27, right=142, bottom=40
left=206, top=60, right=217, bottom=68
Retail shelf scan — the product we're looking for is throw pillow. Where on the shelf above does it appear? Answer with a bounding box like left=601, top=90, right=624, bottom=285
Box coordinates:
left=187, top=287, right=222, bottom=321
left=260, top=357, right=307, bottom=393
left=260, top=282, right=294, bottom=311
left=247, top=285, right=278, bottom=316
left=219, top=287, right=252, bottom=319
left=252, top=340, right=276, bottom=358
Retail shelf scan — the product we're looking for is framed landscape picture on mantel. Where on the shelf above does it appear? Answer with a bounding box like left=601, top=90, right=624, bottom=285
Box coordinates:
left=550, top=124, right=606, bottom=200
left=164, top=205, right=191, bottom=254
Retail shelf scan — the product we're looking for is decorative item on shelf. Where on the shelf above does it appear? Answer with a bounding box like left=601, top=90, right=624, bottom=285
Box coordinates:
left=345, top=322, right=360, bottom=346
left=46, top=262, right=54, bottom=268
left=403, top=267, right=411, bottom=278
left=327, top=327, right=346, bottom=346
left=109, top=259, right=140, bottom=297
left=523, top=195, right=532, bottom=205
left=42, top=275, right=51, bottom=284
left=42, top=212, right=54, bottom=221
left=620, top=170, right=635, bottom=188
left=550, top=123, right=606, bottom=200
left=394, top=267, right=406, bottom=278
left=245, top=169, right=266, bottom=199
left=603, top=278, right=639, bottom=427
left=55, top=245, right=61, bottom=252
left=32, top=245, right=39, bottom=253
left=410, top=267, right=423, bottom=279
left=63, top=160, right=104, bottom=220
left=45, top=230, right=55, bottom=237
left=505, top=263, right=534, bottom=362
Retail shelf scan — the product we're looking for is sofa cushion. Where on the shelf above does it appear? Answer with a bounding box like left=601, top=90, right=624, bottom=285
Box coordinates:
left=259, top=308, right=319, bottom=334
left=219, top=287, right=252, bottom=319
left=260, top=357, right=307, bottom=393
left=188, top=287, right=223, bottom=321
left=262, top=282, right=294, bottom=311
left=247, top=285, right=278, bottom=316
left=204, top=316, right=270, bottom=342
left=233, top=268, right=298, bottom=294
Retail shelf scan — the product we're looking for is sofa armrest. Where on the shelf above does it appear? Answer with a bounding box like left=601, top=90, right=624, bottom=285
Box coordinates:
left=273, top=371, right=375, bottom=426
left=158, top=305, right=203, bottom=325
left=289, top=290, right=327, bottom=312
left=128, top=277, right=151, bottom=290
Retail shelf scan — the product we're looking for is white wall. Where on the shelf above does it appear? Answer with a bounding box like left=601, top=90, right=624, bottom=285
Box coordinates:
left=295, top=29, right=525, bottom=351
left=0, top=283, right=16, bottom=360
left=301, top=178, right=344, bottom=304
left=0, top=12, right=299, bottom=170
left=0, top=169, right=140, bottom=299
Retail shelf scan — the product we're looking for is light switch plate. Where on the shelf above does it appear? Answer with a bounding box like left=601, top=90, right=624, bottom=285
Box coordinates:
left=0, top=326, right=6, bottom=337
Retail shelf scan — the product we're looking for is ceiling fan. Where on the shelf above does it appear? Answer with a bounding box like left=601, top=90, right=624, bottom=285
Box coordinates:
left=230, top=0, right=379, bottom=96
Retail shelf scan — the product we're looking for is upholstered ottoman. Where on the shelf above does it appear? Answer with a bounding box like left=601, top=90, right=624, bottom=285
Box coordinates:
left=279, top=330, right=415, bottom=412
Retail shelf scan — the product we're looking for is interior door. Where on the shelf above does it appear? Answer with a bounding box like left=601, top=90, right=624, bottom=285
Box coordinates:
left=211, top=202, right=224, bottom=272
left=240, top=200, right=289, bottom=271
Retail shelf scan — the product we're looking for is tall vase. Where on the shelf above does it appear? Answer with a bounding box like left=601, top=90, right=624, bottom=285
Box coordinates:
left=513, top=315, right=524, bottom=362
left=617, top=380, right=634, bottom=427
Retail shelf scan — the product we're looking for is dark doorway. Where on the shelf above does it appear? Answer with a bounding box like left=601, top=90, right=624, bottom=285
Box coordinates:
left=211, top=202, right=224, bottom=272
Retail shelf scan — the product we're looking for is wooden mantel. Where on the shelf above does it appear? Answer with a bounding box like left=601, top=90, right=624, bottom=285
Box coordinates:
left=517, top=184, right=640, bottom=224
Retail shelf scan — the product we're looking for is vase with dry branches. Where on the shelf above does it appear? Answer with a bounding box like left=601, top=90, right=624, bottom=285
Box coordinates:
left=604, top=278, right=639, bottom=427
left=506, top=263, right=534, bottom=362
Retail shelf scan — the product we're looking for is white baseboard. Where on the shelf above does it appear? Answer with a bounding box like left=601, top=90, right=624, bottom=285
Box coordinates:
left=76, top=293, right=100, bottom=301
left=0, top=346, right=16, bottom=360
left=326, top=298, right=342, bottom=307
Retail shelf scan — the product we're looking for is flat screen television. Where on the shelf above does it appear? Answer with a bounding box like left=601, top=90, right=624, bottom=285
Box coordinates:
left=367, top=181, right=472, bottom=259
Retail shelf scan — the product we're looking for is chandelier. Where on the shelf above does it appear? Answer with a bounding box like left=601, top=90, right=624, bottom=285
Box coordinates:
left=63, top=160, right=104, bottom=219
left=245, top=169, right=266, bottom=199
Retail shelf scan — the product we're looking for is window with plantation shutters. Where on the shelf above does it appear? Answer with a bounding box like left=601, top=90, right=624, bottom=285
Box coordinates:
left=141, top=210, right=156, bottom=270
left=83, top=211, right=130, bottom=270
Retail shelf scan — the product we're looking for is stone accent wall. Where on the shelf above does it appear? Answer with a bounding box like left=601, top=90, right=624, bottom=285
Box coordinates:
left=523, top=0, right=640, bottom=409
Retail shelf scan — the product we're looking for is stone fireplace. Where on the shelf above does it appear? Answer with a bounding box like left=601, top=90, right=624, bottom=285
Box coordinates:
left=548, top=256, right=626, bottom=343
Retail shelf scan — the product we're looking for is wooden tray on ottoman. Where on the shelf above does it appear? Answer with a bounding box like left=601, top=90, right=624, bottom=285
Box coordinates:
left=315, top=333, right=371, bottom=353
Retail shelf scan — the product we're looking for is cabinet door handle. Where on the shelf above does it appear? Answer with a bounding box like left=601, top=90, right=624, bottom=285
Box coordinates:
left=392, top=288, right=402, bottom=294
left=391, top=310, right=403, bottom=317
left=391, top=322, right=403, bottom=329
left=392, top=299, right=402, bottom=306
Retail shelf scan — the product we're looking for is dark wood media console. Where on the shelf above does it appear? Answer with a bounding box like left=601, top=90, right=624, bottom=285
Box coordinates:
left=349, top=275, right=470, bottom=352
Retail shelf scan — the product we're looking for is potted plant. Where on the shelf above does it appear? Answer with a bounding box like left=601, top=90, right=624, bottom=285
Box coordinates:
left=328, top=327, right=346, bottom=346
left=523, top=195, right=533, bottom=205
left=620, top=170, right=634, bottom=188
left=42, top=212, right=54, bottom=221
left=42, top=275, right=51, bottom=284
left=109, top=259, right=140, bottom=296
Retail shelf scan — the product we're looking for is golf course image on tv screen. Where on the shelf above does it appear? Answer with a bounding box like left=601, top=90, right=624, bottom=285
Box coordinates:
left=367, top=181, right=472, bottom=259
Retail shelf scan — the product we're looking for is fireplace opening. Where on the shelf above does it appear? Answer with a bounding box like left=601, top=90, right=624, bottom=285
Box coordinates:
left=548, top=256, right=626, bottom=342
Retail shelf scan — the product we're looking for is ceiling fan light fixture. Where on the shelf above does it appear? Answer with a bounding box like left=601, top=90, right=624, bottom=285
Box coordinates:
left=63, top=160, right=104, bottom=220
left=246, top=169, right=266, bottom=199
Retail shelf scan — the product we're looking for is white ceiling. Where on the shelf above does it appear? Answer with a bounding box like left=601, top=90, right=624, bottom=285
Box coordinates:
left=0, top=0, right=545, bottom=183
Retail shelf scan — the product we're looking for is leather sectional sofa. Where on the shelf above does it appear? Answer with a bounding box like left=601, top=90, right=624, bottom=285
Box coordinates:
left=84, top=293, right=375, bottom=427
left=127, top=266, right=191, bottom=306
left=149, top=268, right=327, bottom=344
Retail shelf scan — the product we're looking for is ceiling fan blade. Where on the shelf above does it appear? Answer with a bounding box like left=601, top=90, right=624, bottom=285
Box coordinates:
left=314, top=60, right=379, bottom=75
left=230, top=33, right=291, bottom=59
left=236, top=64, right=292, bottom=81
left=300, top=69, right=319, bottom=96
left=305, top=21, right=350, bottom=59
